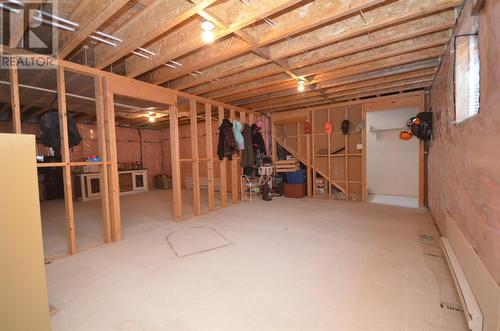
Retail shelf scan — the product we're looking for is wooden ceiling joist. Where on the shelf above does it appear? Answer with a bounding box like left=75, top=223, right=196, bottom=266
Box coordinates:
left=94, top=0, right=219, bottom=70
left=124, top=0, right=304, bottom=78
left=3, top=0, right=465, bottom=115
left=172, top=19, right=453, bottom=92
left=206, top=46, right=446, bottom=103
left=145, top=0, right=393, bottom=86
left=245, top=68, right=437, bottom=110
left=59, top=0, right=130, bottom=59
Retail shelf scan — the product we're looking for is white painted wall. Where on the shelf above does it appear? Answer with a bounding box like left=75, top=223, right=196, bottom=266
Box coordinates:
left=366, top=108, right=419, bottom=198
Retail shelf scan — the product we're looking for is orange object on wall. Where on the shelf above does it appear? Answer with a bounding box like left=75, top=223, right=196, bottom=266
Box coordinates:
left=324, top=121, right=333, bottom=134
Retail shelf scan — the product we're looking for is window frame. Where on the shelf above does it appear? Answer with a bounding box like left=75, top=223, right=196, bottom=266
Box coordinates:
left=453, top=32, right=481, bottom=125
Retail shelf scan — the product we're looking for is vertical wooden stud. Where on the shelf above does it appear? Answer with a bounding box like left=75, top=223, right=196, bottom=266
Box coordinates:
left=312, top=111, right=317, bottom=198
left=9, top=60, right=21, bottom=133
left=419, top=95, right=425, bottom=208
left=103, top=78, right=122, bottom=239
left=56, top=66, right=77, bottom=254
left=95, top=76, right=111, bottom=243
left=361, top=104, right=367, bottom=202
left=306, top=111, right=312, bottom=197
left=205, top=103, right=215, bottom=211
left=230, top=109, right=238, bottom=204
left=271, top=118, right=277, bottom=165
left=218, top=106, right=227, bottom=208
left=248, top=112, right=254, bottom=124
left=169, top=97, right=183, bottom=221
left=190, top=99, right=201, bottom=216
left=344, top=106, right=349, bottom=200
left=327, top=108, right=332, bottom=200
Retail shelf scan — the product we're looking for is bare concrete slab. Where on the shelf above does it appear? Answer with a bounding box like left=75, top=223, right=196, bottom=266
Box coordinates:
left=45, top=197, right=468, bottom=331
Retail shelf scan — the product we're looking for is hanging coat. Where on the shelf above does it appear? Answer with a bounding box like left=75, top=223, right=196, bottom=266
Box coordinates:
left=251, top=123, right=266, bottom=156
left=40, top=111, right=82, bottom=152
left=233, top=120, right=244, bottom=151
left=241, top=123, right=255, bottom=169
left=217, top=119, right=238, bottom=160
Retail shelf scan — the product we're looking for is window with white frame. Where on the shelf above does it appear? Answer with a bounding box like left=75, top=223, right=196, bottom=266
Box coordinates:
left=454, top=34, right=480, bottom=122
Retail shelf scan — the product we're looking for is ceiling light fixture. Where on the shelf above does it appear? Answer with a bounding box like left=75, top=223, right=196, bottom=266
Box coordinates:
left=148, top=112, right=156, bottom=122
left=201, top=20, right=215, bottom=31
left=297, top=79, right=306, bottom=92
left=202, top=30, right=215, bottom=43
left=201, top=20, right=215, bottom=43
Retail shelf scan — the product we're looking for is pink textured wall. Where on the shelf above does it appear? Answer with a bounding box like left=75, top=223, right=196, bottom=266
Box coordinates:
left=0, top=122, right=168, bottom=187
left=428, top=0, right=500, bottom=284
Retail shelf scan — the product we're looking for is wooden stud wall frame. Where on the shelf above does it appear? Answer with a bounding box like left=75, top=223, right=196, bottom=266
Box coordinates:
left=271, top=92, right=426, bottom=206
left=4, top=55, right=250, bottom=256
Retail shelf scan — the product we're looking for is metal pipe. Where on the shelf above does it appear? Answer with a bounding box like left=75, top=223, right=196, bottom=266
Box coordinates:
left=90, top=35, right=117, bottom=47
left=95, top=31, right=123, bottom=43
left=169, top=60, right=182, bottom=67
left=131, top=51, right=149, bottom=59
left=33, top=15, right=75, bottom=32
left=0, top=3, right=21, bottom=14
left=138, top=47, right=156, bottom=56
left=38, top=10, right=79, bottom=27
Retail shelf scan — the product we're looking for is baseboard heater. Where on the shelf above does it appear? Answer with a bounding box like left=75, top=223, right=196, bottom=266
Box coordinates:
left=440, top=237, right=483, bottom=331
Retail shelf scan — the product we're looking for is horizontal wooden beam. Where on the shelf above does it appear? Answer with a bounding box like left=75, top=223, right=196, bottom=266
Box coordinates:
left=94, top=0, right=218, bottom=69
left=59, top=0, right=129, bottom=59
left=145, top=0, right=390, bottom=85
left=210, top=46, right=445, bottom=102
left=124, top=0, right=303, bottom=78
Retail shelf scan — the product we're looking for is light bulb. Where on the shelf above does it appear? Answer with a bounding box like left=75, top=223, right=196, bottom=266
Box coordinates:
left=202, top=30, right=215, bottom=43
left=201, top=20, right=215, bottom=31
left=297, top=80, right=306, bottom=92
left=148, top=116, right=155, bottom=122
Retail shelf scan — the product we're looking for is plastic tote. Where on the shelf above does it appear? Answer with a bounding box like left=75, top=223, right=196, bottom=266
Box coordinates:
left=285, top=169, right=306, bottom=184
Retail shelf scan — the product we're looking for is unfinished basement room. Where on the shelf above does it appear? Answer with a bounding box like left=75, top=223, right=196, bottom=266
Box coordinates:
left=0, top=0, right=498, bottom=330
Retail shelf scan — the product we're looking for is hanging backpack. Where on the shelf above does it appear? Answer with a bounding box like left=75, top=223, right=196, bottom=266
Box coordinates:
left=409, top=112, right=432, bottom=140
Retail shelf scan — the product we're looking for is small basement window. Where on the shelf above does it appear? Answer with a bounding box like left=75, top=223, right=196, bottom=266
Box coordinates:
left=454, top=34, right=480, bottom=122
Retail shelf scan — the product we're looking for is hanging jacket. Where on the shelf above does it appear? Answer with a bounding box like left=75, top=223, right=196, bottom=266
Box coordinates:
left=40, top=111, right=82, bottom=152
left=241, top=123, right=255, bottom=169
left=233, top=120, right=244, bottom=151
left=217, top=119, right=238, bottom=160
left=251, top=123, right=266, bottom=156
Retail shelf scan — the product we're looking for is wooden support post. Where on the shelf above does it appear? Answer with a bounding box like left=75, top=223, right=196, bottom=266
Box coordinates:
left=56, top=66, right=76, bottom=254
left=419, top=95, right=425, bottom=208
left=344, top=106, right=349, bottom=200
left=248, top=112, right=254, bottom=124
left=306, top=111, right=312, bottom=197
left=361, top=104, right=367, bottom=202
left=327, top=108, right=332, bottom=200
left=271, top=118, right=277, bottom=165
left=230, top=109, right=239, bottom=204
left=311, top=112, right=317, bottom=198
left=190, top=99, right=201, bottom=216
left=218, top=106, right=227, bottom=208
left=169, top=97, right=183, bottom=221
left=205, top=103, right=215, bottom=211
left=9, top=61, right=21, bottom=133
left=103, top=78, right=122, bottom=239
left=95, top=76, right=111, bottom=243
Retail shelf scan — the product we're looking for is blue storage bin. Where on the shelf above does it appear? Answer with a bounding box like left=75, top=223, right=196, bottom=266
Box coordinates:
left=286, top=169, right=306, bottom=184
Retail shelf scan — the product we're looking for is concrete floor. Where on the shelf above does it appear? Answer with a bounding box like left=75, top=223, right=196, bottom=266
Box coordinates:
left=45, top=196, right=467, bottom=331
left=41, top=189, right=227, bottom=258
